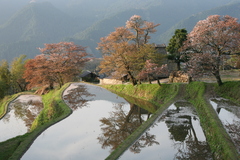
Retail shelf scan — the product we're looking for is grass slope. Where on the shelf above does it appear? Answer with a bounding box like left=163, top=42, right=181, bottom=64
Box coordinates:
left=0, top=82, right=239, bottom=159
left=104, top=82, right=240, bottom=160
left=0, top=83, right=72, bottom=160
left=103, top=83, right=181, bottom=160
left=185, top=82, right=239, bottom=159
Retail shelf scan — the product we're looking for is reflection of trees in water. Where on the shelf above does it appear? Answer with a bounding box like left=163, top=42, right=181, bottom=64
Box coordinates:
left=98, top=103, right=159, bottom=153
left=225, top=120, right=240, bottom=152
left=63, top=84, right=95, bottom=110
left=4, top=99, right=43, bottom=131
left=213, top=98, right=240, bottom=119
left=163, top=102, right=212, bottom=159
left=175, top=139, right=212, bottom=160
left=211, top=98, right=240, bottom=152
left=130, top=131, right=159, bottom=154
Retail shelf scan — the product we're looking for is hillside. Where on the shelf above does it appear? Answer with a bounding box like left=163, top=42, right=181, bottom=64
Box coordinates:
left=69, top=0, right=240, bottom=56
left=0, top=0, right=238, bottom=61
left=157, top=1, right=240, bottom=44
left=0, top=2, right=80, bottom=61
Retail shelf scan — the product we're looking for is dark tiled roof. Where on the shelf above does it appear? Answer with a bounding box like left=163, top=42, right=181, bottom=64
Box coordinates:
left=79, top=70, right=92, bottom=77
left=155, top=44, right=166, bottom=48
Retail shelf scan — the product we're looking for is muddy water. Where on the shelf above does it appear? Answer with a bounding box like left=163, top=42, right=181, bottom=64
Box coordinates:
left=210, top=98, right=240, bottom=153
left=0, top=95, right=43, bottom=142
left=119, top=101, right=213, bottom=160
left=22, top=83, right=151, bottom=160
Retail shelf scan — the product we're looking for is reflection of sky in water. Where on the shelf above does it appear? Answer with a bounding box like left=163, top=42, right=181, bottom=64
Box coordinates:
left=119, top=103, right=211, bottom=160
left=210, top=98, right=240, bottom=152
left=22, top=83, right=130, bottom=160
left=0, top=95, right=42, bottom=142
left=210, top=99, right=240, bottom=124
left=0, top=109, right=27, bottom=142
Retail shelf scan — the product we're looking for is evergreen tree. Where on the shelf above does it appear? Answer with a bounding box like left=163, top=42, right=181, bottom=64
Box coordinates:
left=166, top=28, right=188, bottom=70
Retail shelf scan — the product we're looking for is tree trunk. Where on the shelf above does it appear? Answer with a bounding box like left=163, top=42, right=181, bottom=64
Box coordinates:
left=157, top=78, right=161, bottom=86
left=16, top=82, right=24, bottom=92
left=49, top=81, right=54, bottom=90
left=213, top=70, right=223, bottom=86
left=148, top=76, right=152, bottom=84
left=213, top=56, right=223, bottom=86
left=138, top=80, right=142, bottom=84
left=177, top=61, right=181, bottom=71
left=127, top=71, right=137, bottom=86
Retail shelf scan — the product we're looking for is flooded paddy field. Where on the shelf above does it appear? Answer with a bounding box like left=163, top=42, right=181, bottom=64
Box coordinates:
left=3, top=83, right=238, bottom=159
left=0, top=95, right=43, bottom=142
left=22, top=83, right=151, bottom=160
left=119, top=101, right=213, bottom=160
left=210, top=98, right=240, bottom=153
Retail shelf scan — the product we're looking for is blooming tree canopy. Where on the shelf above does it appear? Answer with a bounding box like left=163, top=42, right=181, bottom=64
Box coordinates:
left=24, top=42, right=90, bottom=89
left=137, top=60, right=168, bottom=86
left=182, top=15, right=240, bottom=85
left=97, top=15, right=161, bottom=85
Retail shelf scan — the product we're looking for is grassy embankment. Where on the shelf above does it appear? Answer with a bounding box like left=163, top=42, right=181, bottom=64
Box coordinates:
left=0, top=91, right=36, bottom=120
left=0, top=81, right=239, bottom=160
left=0, top=94, right=20, bottom=119
left=185, top=82, right=239, bottom=160
left=104, top=81, right=240, bottom=160
left=0, top=83, right=72, bottom=160
left=103, top=83, right=180, bottom=160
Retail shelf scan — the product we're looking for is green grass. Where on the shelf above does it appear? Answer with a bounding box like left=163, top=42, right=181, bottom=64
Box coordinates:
left=185, top=82, right=239, bottom=159
left=0, top=94, right=21, bottom=119
left=0, top=83, right=72, bottom=160
left=1, top=81, right=240, bottom=160
left=215, top=81, right=240, bottom=104
left=103, top=83, right=180, bottom=160
left=104, top=82, right=240, bottom=160
left=0, top=91, right=36, bottom=119
left=30, top=86, right=71, bottom=130
left=103, top=83, right=178, bottom=107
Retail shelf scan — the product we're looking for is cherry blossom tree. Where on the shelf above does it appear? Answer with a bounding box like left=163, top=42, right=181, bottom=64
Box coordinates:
left=24, top=42, right=90, bottom=90
left=137, top=60, right=168, bottom=86
left=97, top=15, right=160, bottom=85
left=182, top=15, right=240, bottom=85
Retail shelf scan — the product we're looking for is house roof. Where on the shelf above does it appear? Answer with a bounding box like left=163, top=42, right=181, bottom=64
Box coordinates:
left=155, top=44, right=166, bottom=48
left=79, top=70, right=93, bottom=78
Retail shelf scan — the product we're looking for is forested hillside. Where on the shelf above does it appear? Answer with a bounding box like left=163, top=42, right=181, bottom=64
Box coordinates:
left=157, top=1, right=240, bottom=43
left=0, top=2, right=81, bottom=61
left=0, top=0, right=239, bottom=61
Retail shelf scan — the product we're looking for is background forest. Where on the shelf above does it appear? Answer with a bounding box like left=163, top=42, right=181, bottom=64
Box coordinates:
left=0, top=0, right=240, bottom=61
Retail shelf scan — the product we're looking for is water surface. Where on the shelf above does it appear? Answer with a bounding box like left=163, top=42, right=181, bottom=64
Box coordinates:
left=119, top=101, right=213, bottom=160
left=0, top=95, right=43, bottom=142
left=22, top=83, right=150, bottom=160
left=210, top=98, right=240, bottom=153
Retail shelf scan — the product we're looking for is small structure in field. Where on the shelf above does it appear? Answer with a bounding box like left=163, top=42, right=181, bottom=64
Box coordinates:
left=79, top=70, right=98, bottom=82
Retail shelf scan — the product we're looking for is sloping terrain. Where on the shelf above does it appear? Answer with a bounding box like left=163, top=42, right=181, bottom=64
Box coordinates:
left=0, top=2, right=80, bottom=61
left=0, top=0, right=238, bottom=61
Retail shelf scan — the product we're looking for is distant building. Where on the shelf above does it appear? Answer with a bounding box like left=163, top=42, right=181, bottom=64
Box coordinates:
left=155, top=44, right=178, bottom=72
left=79, top=70, right=98, bottom=82
left=155, top=44, right=167, bottom=55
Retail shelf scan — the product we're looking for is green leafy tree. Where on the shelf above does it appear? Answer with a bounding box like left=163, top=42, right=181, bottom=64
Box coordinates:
left=10, top=55, right=28, bottom=93
left=0, top=60, right=11, bottom=98
left=166, top=29, right=188, bottom=71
